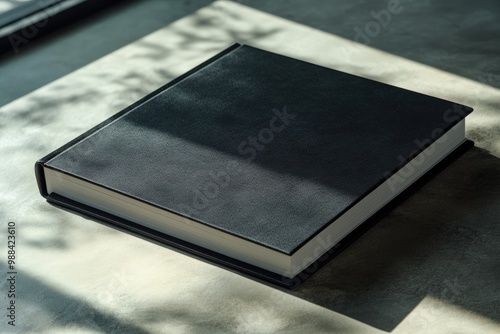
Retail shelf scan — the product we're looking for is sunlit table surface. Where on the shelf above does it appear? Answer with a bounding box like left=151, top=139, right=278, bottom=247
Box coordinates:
left=1, top=1, right=499, bottom=333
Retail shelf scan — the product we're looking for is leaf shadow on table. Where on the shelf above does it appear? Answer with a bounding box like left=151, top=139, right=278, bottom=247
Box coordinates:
left=0, top=264, right=153, bottom=334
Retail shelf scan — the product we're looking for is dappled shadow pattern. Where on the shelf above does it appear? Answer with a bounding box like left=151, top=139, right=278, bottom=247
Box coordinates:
left=0, top=0, right=214, bottom=107
left=0, top=266, right=152, bottom=333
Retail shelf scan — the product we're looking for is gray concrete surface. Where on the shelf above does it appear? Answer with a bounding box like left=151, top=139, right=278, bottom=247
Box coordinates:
left=0, top=1, right=499, bottom=333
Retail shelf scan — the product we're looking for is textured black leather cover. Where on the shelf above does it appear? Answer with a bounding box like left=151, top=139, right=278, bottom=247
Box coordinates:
left=35, top=43, right=473, bottom=287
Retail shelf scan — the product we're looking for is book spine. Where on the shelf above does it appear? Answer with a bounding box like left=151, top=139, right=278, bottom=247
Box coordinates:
left=34, top=43, right=242, bottom=198
left=34, top=160, right=49, bottom=197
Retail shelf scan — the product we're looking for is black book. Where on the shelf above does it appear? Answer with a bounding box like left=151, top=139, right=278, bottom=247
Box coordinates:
left=35, top=43, right=473, bottom=288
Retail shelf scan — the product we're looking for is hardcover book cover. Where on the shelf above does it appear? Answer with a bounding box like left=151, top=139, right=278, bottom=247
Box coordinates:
left=35, top=43, right=473, bottom=288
